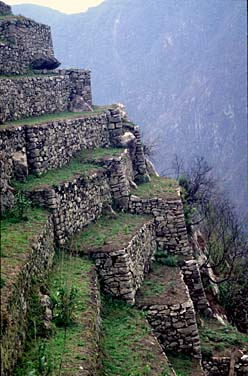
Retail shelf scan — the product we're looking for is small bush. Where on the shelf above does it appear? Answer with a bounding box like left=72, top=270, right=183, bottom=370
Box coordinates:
left=53, top=285, right=78, bottom=328
left=155, top=250, right=178, bottom=267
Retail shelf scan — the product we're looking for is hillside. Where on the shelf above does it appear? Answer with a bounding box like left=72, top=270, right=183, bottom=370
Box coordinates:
left=13, top=0, right=247, bottom=217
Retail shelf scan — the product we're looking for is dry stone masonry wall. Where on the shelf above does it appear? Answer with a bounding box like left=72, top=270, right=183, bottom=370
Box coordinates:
left=128, top=196, right=192, bottom=258
left=202, top=356, right=248, bottom=376
left=0, top=70, right=92, bottom=123
left=1, top=216, right=55, bottom=375
left=27, top=170, right=112, bottom=246
left=90, top=220, right=156, bottom=304
left=181, top=259, right=212, bottom=315
left=0, top=16, right=55, bottom=75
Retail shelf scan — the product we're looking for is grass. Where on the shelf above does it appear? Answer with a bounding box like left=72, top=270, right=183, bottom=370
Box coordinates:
left=132, top=176, right=179, bottom=200
left=101, top=297, right=172, bottom=376
left=69, top=212, right=151, bottom=253
left=14, top=255, right=98, bottom=375
left=80, top=147, right=124, bottom=161
left=136, top=264, right=186, bottom=306
left=0, top=104, right=119, bottom=129
left=12, top=158, right=102, bottom=191
left=1, top=208, right=49, bottom=300
left=166, top=353, right=195, bottom=376
left=142, top=279, right=166, bottom=297
left=199, top=318, right=248, bottom=357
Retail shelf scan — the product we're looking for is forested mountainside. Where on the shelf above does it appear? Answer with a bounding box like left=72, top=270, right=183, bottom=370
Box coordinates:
left=13, top=0, right=247, bottom=216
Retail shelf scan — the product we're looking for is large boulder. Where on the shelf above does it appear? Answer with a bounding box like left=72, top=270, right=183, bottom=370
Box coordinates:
left=30, top=55, right=61, bottom=70
left=0, top=1, right=12, bottom=16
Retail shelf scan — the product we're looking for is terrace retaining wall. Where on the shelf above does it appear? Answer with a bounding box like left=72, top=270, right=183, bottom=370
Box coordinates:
left=0, top=70, right=92, bottom=123
left=1, top=216, right=55, bottom=376
left=90, top=220, right=156, bottom=304
left=202, top=356, right=248, bottom=376
left=27, top=170, right=112, bottom=246
left=128, top=195, right=192, bottom=258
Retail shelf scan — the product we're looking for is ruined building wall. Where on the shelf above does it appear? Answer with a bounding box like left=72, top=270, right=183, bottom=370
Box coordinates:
left=0, top=16, right=54, bottom=75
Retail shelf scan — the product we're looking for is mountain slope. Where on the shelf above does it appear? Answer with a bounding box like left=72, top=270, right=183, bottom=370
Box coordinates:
left=13, top=0, right=247, bottom=215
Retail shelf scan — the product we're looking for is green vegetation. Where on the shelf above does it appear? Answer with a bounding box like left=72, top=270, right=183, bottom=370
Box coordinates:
left=166, top=353, right=195, bottom=376
left=1, top=207, right=48, bottom=288
left=14, top=255, right=97, bottom=375
left=154, top=249, right=179, bottom=266
left=101, top=297, right=171, bottom=376
left=69, top=213, right=149, bottom=252
left=1, top=104, right=118, bottom=129
left=13, top=160, right=99, bottom=191
left=199, top=318, right=248, bottom=357
left=80, top=147, right=124, bottom=161
left=142, top=279, right=165, bottom=297
left=132, top=176, right=178, bottom=200
left=1, top=191, right=31, bottom=222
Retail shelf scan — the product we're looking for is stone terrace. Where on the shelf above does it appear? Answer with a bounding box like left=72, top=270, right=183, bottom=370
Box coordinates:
left=68, top=213, right=156, bottom=304
left=136, top=264, right=202, bottom=359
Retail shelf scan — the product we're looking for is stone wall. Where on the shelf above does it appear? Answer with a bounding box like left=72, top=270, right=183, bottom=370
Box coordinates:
left=136, top=269, right=202, bottom=359
left=90, top=220, right=156, bottom=304
left=87, top=149, right=134, bottom=209
left=27, top=170, right=112, bottom=246
left=181, top=260, right=212, bottom=315
left=128, top=196, right=192, bottom=258
left=202, top=356, right=248, bottom=376
left=1, top=216, right=55, bottom=376
left=0, top=126, right=26, bottom=212
left=0, top=70, right=92, bottom=123
left=0, top=15, right=55, bottom=75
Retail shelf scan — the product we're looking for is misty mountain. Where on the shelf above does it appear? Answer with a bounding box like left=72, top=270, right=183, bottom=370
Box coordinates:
left=13, top=0, right=247, bottom=215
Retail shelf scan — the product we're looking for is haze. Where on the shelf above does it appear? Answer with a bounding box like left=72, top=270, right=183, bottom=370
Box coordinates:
left=8, top=0, right=105, bottom=14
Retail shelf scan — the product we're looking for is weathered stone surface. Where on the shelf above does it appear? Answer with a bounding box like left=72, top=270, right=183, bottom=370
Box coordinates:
left=128, top=195, right=192, bottom=258
left=0, top=16, right=55, bottom=75
left=136, top=267, right=202, bottom=359
left=0, top=1, right=12, bottom=16
left=0, top=70, right=92, bottom=123
left=181, top=259, right=212, bottom=315
left=30, top=55, right=61, bottom=70
left=12, top=150, right=28, bottom=182
left=202, top=355, right=248, bottom=376
left=27, top=170, right=112, bottom=246
left=90, top=220, right=157, bottom=305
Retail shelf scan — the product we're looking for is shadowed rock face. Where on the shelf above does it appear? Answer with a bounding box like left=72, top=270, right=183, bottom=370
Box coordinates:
left=30, top=55, right=61, bottom=70
left=0, top=1, right=12, bottom=16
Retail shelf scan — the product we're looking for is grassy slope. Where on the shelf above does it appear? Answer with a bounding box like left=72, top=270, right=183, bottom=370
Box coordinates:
left=101, top=298, right=173, bottom=376
left=1, top=208, right=49, bottom=296
left=14, top=255, right=99, bottom=376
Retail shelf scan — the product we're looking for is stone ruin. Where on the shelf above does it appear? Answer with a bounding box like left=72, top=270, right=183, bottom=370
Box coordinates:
left=0, top=2, right=247, bottom=375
